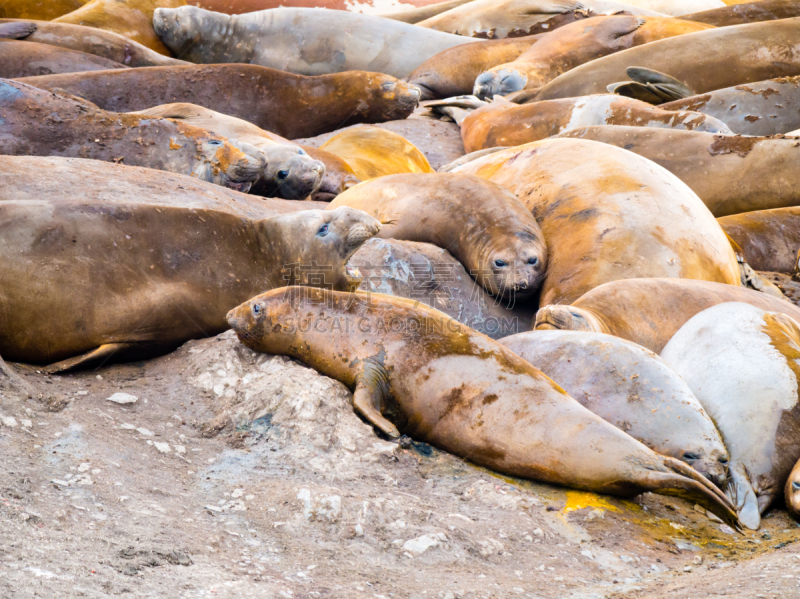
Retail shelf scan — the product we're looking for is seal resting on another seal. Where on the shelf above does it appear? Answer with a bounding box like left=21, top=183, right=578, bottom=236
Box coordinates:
left=534, top=278, right=800, bottom=353
left=661, top=302, right=800, bottom=529
left=473, top=15, right=713, bottom=99
left=153, top=6, right=477, bottom=78
left=0, top=80, right=264, bottom=192
left=328, top=172, right=547, bottom=299
left=453, top=139, right=741, bottom=305
left=0, top=0, right=88, bottom=20
left=0, top=158, right=380, bottom=371
left=681, top=0, right=800, bottom=26
left=18, top=65, right=419, bottom=140
left=226, top=286, right=740, bottom=526
left=0, top=40, right=128, bottom=78
left=500, top=330, right=730, bottom=486
left=319, top=127, right=434, bottom=181
left=534, top=19, right=800, bottom=101
left=787, top=458, right=800, bottom=522
left=0, top=20, right=187, bottom=67
left=457, top=94, right=730, bottom=152
left=55, top=0, right=187, bottom=56
left=718, top=208, right=800, bottom=274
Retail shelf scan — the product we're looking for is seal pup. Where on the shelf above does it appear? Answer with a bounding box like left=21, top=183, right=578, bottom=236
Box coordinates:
left=319, top=127, right=434, bottom=181
left=473, top=15, right=713, bottom=99
left=0, top=40, right=127, bottom=78
left=18, top=65, right=420, bottom=139
left=661, top=302, right=800, bottom=529
left=681, top=0, right=800, bottom=26
left=0, top=19, right=187, bottom=67
left=457, top=94, right=731, bottom=152
left=153, top=5, right=478, bottom=78
left=500, top=330, right=730, bottom=486
left=0, top=80, right=264, bottom=192
left=328, top=172, right=547, bottom=299
left=453, top=139, right=741, bottom=305
left=534, top=278, right=800, bottom=353
left=719, top=208, right=800, bottom=274
left=226, top=287, right=740, bottom=526
left=787, top=458, right=800, bottom=522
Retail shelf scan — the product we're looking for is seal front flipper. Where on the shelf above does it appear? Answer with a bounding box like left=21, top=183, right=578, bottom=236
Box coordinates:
left=728, top=464, right=761, bottom=530
left=0, top=22, right=37, bottom=40
left=609, top=67, right=695, bottom=104
left=42, top=343, right=135, bottom=374
left=353, top=361, right=400, bottom=439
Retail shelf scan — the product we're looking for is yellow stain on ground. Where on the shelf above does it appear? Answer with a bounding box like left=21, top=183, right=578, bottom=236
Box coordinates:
left=563, top=491, right=621, bottom=514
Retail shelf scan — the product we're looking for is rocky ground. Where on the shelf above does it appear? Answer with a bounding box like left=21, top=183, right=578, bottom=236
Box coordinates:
left=1, top=331, right=799, bottom=599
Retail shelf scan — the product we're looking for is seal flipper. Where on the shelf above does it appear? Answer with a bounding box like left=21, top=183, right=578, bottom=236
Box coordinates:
left=0, top=22, right=37, bottom=40
left=609, top=68, right=695, bottom=104
left=43, top=343, right=134, bottom=374
left=727, top=463, right=760, bottom=530
left=353, top=361, right=400, bottom=439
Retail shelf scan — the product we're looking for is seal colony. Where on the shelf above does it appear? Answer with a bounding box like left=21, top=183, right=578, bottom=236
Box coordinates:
left=7, top=0, right=800, bottom=540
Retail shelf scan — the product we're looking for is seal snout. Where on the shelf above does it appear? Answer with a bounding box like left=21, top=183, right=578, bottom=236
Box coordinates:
left=473, top=70, right=527, bottom=101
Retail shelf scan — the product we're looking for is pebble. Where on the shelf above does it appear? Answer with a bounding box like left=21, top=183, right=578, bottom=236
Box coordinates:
left=136, top=427, right=155, bottom=437
left=154, top=442, right=171, bottom=454
left=1, top=416, right=18, bottom=428
left=402, top=533, right=447, bottom=556
left=107, top=392, right=138, bottom=404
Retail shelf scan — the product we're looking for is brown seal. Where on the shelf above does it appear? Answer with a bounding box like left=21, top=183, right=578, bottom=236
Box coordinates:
left=719, top=208, right=800, bottom=274
left=682, top=0, right=800, bottom=26
left=556, top=126, right=800, bottom=217
left=534, top=19, right=800, bottom=101
left=18, top=64, right=420, bottom=140
left=534, top=278, right=800, bottom=353
left=226, top=286, right=740, bottom=526
left=453, top=139, right=742, bottom=304
left=787, top=458, right=800, bottom=522
left=381, top=0, right=480, bottom=24
left=0, top=19, right=187, bottom=67
left=458, top=94, right=731, bottom=152
left=1, top=80, right=264, bottom=192
left=473, top=15, right=712, bottom=98
left=54, top=0, right=187, bottom=56
left=0, top=155, right=380, bottom=371
left=659, top=77, right=800, bottom=136
left=0, top=0, right=88, bottom=20
left=328, top=172, right=547, bottom=298
left=191, top=0, right=456, bottom=15
left=0, top=39, right=127, bottom=78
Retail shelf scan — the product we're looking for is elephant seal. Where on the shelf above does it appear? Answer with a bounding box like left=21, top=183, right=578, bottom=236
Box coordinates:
left=473, top=15, right=713, bottom=99
left=500, top=330, right=730, bottom=486
left=55, top=0, right=187, bottom=56
left=416, top=0, right=668, bottom=38
left=719, top=208, right=800, bottom=274
left=534, top=19, right=800, bottom=101
left=0, top=159, right=379, bottom=371
left=0, top=80, right=264, bottom=192
left=328, top=172, right=547, bottom=299
left=190, top=0, right=455, bottom=13
left=408, top=34, right=542, bottom=100
left=153, top=6, right=477, bottom=78
left=555, top=126, right=800, bottom=217
left=534, top=278, right=800, bottom=353
left=682, top=0, right=800, bottom=26
left=661, top=302, right=800, bottom=529
left=458, top=94, right=731, bottom=152
left=660, top=77, right=800, bottom=136
left=131, top=102, right=357, bottom=201
left=0, top=0, right=88, bottom=20
left=787, top=458, right=800, bottom=521
left=0, top=40, right=127, bottom=78
left=18, top=65, right=419, bottom=139
left=319, top=127, right=433, bottom=181
left=381, top=0, right=480, bottom=23
left=453, top=139, right=741, bottom=304
left=0, top=20, right=187, bottom=67
left=226, top=286, right=740, bottom=526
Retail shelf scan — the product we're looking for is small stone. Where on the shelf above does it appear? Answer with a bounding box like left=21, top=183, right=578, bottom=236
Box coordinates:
left=119, top=423, right=136, bottom=430
left=523, top=535, right=533, bottom=542
left=174, top=445, right=186, bottom=454
left=77, top=463, right=91, bottom=472
left=532, top=528, right=544, bottom=537
left=402, top=533, right=447, bottom=556
left=153, top=442, right=171, bottom=454
left=107, top=393, right=137, bottom=405
left=354, top=523, right=364, bottom=536
left=693, top=556, right=703, bottom=565
left=683, top=566, right=692, bottom=573
left=232, top=489, right=244, bottom=499
left=20, top=419, right=32, bottom=428
left=136, top=428, right=154, bottom=437
left=1, top=416, right=18, bottom=428
left=581, top=550, right=594, bottom=560
left=51, top=479, right=70, bottom=487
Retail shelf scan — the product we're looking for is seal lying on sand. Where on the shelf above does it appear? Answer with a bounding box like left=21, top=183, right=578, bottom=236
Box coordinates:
left=473, top=15, right=712, bottom=99
left=226, top=287, right=740, bottom=526
left=328, top=172, right=547, bottom=299
left=534, top=278, right=800, bottom=353
left=500, top=330, right=730, bottom=486
left=556, top=126, right=800, bottom=217
left=18, top=65, right=420, bottom=139
left=0, top=19, right=187, bottom=67
left=719, top=208, right=800, bottom=274
left=457, top=94, right=730, bottom=152
left=153, top=5, right=477, bottom=78
left=0, top=157, right=379, bottom=371
left=453, top=139, right=741, bottom=305
left=131, top=102, right=357, bottom=201
left=681, top=0, right=800, bottom=26
left=0, top=40, right=127, bottom=78
left=787, top=458, right=800, bottom=522
left=662, top=302, right=800, bottom=529
left=0, top=80, right=264, bottom=192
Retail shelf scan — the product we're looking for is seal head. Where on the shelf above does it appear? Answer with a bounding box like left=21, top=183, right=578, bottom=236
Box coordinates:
left=153, top=6, right=208, bottom=60
left=252, top=145, right=325, bottom=199
left=534, top=305, right=609, bottom=333
left=787, top=461, right=800, bottom=522
left=474, top=68, right=528, bottom=100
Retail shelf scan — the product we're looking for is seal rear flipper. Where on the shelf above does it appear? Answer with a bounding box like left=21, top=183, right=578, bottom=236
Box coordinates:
left=353, top=362, right=400, bottom=439
left=0, top=22, right=37, bottom=39
left=727, top=465, right=760, bottom=530
left=614, top=67, right=695, bottom=104
left=42, top=343, right=135, bottom=374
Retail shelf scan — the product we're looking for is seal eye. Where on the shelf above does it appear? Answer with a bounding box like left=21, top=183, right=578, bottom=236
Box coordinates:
left=252, top=304, right=261, bottom=316
left=208, top=140, right=223, bottom=147
left=528, top=257, right=539, bottom=266
left=317, top=223, right=329, bottom=236
left=682, top=452, right=699, bottom=461
left=494, top=259, right=507, bottom=268
left=719, top=456, right=729, bottom=464
left=277, top=170, right=289, bottom=180
left=793, top=481, right=800, bottom=491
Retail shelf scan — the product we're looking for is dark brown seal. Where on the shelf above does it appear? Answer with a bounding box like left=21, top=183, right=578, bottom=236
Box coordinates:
left=0, top=155, right=380, bottom=371
left=0, top=40, right=127, bottom=78
left=18, top=64, right=420, bottom=139
left=719, top=208, right=800, bottom=274
left=682, top=0, right=800, bottom=27
left=226, top=286, right=740, bottom=526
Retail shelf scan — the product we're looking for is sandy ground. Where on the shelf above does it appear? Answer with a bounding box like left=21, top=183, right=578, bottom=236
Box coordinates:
left=1, top=331, right=798, bottom=599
